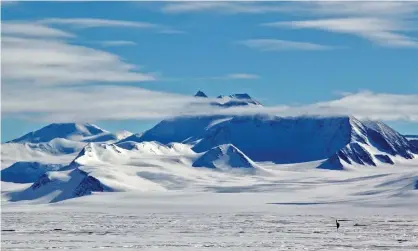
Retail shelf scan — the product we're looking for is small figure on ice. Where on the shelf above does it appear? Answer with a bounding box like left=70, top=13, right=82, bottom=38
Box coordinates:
left=336, top=219, right=340, bottom=231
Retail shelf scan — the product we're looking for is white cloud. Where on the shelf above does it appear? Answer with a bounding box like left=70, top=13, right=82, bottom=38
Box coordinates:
left=300, top=91, right=418, bottom=122
left=1, top=22, right=73, bottom=37
left=2, top=36, right=154, bottom=85
left=1, top=85, right=218, bottom=122
left=1, top=21, right=155, bottom=86
left=224, top=73, right=259, bottom=80
left=39, top=18, right=159, bottom=29
left=160, top=1, right=418, bottom=17
left=37, top=18, right=184, bottom=34
left=99, top=40, right=137, bottom=47
left=239, top=39, right=333, bottom=51
left=264, top=18, right=418, bottom=48
left=160, top=2, right=291, bottom=14
left=162, top=1, right=418, bottom=48
left=3, top=86, right=417, bottom=124
left=191, top=73, right=260, bottom=81
left=303, top=1, right=418, bottom=17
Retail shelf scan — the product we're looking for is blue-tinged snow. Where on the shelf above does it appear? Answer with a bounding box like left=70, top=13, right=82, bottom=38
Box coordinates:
left=7, top=123, right=106, bottom=144
left=193, top=144, right=255, bottom=169
left=119, top=115, right=229, bottom=145
left=1, top=161, right=63, bottom=183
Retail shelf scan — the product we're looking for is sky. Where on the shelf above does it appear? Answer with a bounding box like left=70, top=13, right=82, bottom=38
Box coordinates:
left=1, top=1, right=418, bottom=142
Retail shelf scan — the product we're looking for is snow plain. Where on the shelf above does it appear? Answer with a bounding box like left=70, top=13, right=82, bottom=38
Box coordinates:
left=2, top=157, right=418, bottom=250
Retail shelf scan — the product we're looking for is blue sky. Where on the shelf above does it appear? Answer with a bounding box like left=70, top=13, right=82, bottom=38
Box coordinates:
left=2, top=1, right=418, bottom=142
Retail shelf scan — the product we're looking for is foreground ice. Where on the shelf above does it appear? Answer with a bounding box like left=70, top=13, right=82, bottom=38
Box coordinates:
left=2, top=192, right=418, bottom=251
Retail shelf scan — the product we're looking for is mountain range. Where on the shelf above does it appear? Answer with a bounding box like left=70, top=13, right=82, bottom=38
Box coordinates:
left=1, top=91, right=417, bottom=202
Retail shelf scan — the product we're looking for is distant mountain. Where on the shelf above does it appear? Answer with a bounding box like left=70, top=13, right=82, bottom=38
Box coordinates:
left=119, top=115, right=228, bottom=145
left=1, top=138, right=86, bottom=159
left=193, top=116, right=416, bottom=168
left=193, top=144, right=255, bottom=169
left=3, top=123, right=131, bottom=157
left=8, top=123, right=106, bottom=144
left=213, top=93, right=262, bottom=107
left=1, top=124, right=132, bottom=184
left=194, top=90, right=208, bottom=98
left=127, top=113, right=416, bottom=169
left=7, top=168, right=107, bottom=203
left=1, top=161, right=63, bottom=183
left=3, top=92, right=418, bottom=203
left=7, top=123, right=131, bottom=144
left=70, top=143, right=126, bottom=166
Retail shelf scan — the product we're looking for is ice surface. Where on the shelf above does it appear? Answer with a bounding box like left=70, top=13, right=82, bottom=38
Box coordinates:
left=2, top=191, right=418, bottom=251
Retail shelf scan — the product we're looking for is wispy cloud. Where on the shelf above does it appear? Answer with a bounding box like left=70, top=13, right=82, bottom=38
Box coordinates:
left=1, top=22, right=73, bottom=38
left=239, top=39, right=333, bottom=51
left=260, top=2, right=418, bottom=48
left=160, top=2, right=291, bottom=14
left=99, top=40, right=137, bottom=47
left=1, top=21, right=155, bottom=86
left=302, top=1, right=418, bottom=17
left=3, top=87, right=417, bottom=124
left=160, top=1, right=418, bottom=17
left=39, top=18, right=159, bottom=29
left=223, top=73, right=259, bottom=80
left=37, top=18, right=184, bottom=34
left=264, top=18, right=418, bottom=48
left=163, top=1, right=418, bottom=48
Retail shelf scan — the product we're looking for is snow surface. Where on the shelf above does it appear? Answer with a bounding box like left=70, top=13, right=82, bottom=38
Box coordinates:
left=2, top=185, right=418, bottom=250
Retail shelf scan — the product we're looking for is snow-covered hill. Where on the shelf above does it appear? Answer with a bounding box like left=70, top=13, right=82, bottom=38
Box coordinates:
left=193, top=144, right=256, bottom=169
left=1, top=123, right=132, bottom=185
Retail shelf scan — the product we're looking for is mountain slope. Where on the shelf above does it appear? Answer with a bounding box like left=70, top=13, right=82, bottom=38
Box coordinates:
left=213, top=93, right=262, bottom=107
left=1, top=161, right=63, bottom=183
left=193, top=144, right=256, bottom=169
left=8, top=123, right=107, bottom=144
left=119, top=115, right=230, bottom=145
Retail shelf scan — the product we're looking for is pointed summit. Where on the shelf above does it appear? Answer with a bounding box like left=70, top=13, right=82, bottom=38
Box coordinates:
left=193, top=144, right=255, bottom=169
left=194, top=90, right=208, bottom=98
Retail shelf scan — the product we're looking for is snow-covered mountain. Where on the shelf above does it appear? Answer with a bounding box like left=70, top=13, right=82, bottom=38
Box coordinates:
left=1, top=161, right=63, bottom=183
left=133, top=114, right=416, bottom=168
left=8, top=123, right=106, bottom=144
left=7, top=168, right=107, bottom=203
left=194, top=90, right=208, bottom=98
left=213, top=93, right=262, bottom=107
left=2, top=92, right=417, bottom=203
left=2, top=123, right=131, bottom=157
left=193, top=144, right=256, bottom=169
left=7, top=123, right=131, bottom=145
left=1, top=123, right=132, bottom=185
